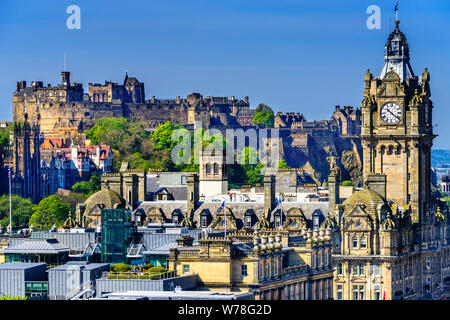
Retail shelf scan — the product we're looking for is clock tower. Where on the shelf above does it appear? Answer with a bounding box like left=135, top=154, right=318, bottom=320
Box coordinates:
left=361, top=20, right=435, bottom=225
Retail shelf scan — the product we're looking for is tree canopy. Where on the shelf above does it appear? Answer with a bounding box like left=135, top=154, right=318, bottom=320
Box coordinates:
left=0, top=195, right=35, bottom=229
left=253, top=103, right=274, bottom=127
left=72, top=173, right=101, bottom=196
left=29, top=195, right=71, bottom=230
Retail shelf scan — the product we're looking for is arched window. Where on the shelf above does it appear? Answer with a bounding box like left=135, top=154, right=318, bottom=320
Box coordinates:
left=205, top=163, right=211, bottom=175
left=214, top=163, right=219, bottom=175
left=352, top=236, right=358, bottom=249
left=360, top=236, right=367, bottom=249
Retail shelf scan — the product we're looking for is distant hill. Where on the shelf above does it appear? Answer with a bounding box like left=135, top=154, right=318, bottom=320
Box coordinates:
left=432, top=149, right=450, bottom=167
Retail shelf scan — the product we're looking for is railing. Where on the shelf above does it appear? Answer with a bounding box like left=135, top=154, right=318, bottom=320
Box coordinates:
left=105, top=270, right=177, bottom=280
left=65, top=280, right=94, bottom=300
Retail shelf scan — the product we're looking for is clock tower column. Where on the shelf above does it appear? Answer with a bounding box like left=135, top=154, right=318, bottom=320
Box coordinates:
left=360, top=21, right=435, bottom=225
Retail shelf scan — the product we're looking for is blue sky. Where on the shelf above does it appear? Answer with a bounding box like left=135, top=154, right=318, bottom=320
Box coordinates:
left=0, top=0, right=449, bottom=148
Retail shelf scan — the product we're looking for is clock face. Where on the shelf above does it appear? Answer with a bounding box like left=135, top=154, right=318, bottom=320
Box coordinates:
left=380, top=102, right=402, bottom=124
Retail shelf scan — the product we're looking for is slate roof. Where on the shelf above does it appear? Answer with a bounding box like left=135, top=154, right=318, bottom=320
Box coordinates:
left=1, top=239, right=70, bottom=254
left=0, top=262, right=47, bottom=270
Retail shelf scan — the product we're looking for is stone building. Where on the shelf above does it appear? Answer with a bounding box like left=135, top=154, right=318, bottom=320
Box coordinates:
left=198, top=150, right=228, bottom=199
left=13, top=73, right=253, bottom=138
left=329, top=20, right=450, bottom=300
left=331, top=105, right=361, bottom=136
left=75, top=162, right=146, bottom=229
left=88, top=73, right=145, bottom=103
left=167, top=229, right=334, bottom=300
left=40, top=143, right=113, bottom=190
left=10, top=116, right=43, bottom=203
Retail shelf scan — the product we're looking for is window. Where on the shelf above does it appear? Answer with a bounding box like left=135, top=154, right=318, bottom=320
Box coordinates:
left=373, top=264, right=381, bottom=277
left=359, top=264, right=365, bottom=276
left=274, top=215, right=281, bottom=228
left=352, top=264, right=358, bottom=276
left=241, top=265, right=248, bottom=277
left=313, top=215, right=320, bottom=229
left=426, top=257, right=431, bottom=270
left=337, top=263, right=343, bottom=276
left=172, top=215, right=179, bottom=224
left=200, top=215, right=208, bottom=228
left=214, top=163, right=219, bottom=175
left=352, top=285, right=365, bottom=300
left=337, top=285, right=343, bottom=300
left=352, top=263, right=364, bottom=276
left=352, top=237, right=358, bottom=249
left=360, top=236, right=367, bottom=249
left=245, top=215, right=252, bottom=228
left=374, top=285, right=381, bottom=300
left=206, top=163, right=211, bottom=175
left=183, top=265, right=190, bottom=274
left=222, top=220, right=228, bottom=227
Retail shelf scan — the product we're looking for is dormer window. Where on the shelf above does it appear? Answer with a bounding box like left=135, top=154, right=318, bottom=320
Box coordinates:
left=200, top=215, right=208, bottom=228
left=313, top=215, right=320, bottom=229
left=274, top=215, right=281, bottom=228
left=245, top=215, right=252, bottom=228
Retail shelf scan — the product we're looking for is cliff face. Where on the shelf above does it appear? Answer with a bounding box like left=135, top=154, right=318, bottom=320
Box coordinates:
left=281, top=133, right=363, bottom=186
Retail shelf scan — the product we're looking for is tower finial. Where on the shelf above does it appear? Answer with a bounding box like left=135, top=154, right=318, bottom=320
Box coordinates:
left=394, top=0, right=399, bottom=22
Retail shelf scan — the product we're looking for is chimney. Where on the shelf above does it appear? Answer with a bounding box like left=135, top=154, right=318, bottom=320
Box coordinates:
left=244, top=96, right=249, bottom=104
left=367, top=174, right=387, bottom=199
left=264, top=175, right=276, bottom=215
left=16, top=82, right=20, bottom=92
left=328, top=168, right=341, bottom=213
left=187, top=173, right=199, bottom=213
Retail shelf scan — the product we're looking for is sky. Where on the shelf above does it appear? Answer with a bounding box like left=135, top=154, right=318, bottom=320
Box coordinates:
left=0, top=0, right=449, bottom=149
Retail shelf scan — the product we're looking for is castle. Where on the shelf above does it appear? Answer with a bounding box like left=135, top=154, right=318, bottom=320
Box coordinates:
left=12, top=72, right=254, bottom=140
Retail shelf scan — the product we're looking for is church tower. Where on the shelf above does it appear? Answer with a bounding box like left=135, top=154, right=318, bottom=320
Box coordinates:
left=361, top=20, right=435, bottom=225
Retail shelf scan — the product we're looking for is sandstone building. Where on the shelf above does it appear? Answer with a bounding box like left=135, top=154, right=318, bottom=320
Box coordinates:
left=329, top=20, right=450, bottom=300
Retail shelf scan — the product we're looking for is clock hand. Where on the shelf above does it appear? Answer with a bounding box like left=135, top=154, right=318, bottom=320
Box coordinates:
left=386, top=109, right=400, bottom=120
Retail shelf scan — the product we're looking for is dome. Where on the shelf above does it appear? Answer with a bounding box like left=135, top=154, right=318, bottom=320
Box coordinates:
left=342, top=186, right=386, bottom=208
left=84, top=188, right=126, bottom=214
left=380, top=20, right=415, bottom=82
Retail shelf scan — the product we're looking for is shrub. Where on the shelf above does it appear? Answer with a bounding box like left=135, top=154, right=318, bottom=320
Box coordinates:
left=111, top=264, right=132, bottom=273
left=139, top=264, right=153, bottom=271
left=148, top=266, right=166, bottom=273
left=341, top=180, right=354, bottom=187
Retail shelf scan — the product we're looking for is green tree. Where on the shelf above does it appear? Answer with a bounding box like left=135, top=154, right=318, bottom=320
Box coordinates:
left=277, top=159, right=290, bottom=169
left=71, top=173, right=101, bottom=196
left=72, top=181, right=91, bottom=194
left=126, top=152, right=151, bottom=171
left=151, top=121, right=181, bottom=151
left=0, top=195, right=35, bottom=229
left=341, top=180, right=354, bottom=186
left=85, top=117, right=147, bottom=155
left=29, top=195, right=71, bottom=230
left=253, top=103, right=274, bottom=127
